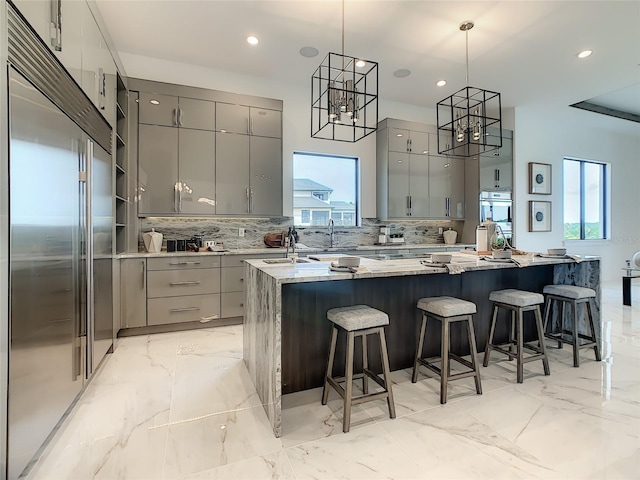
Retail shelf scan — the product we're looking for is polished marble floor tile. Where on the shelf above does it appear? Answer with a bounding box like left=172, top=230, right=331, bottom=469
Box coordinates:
left=27, top=283, right=639, bottom=479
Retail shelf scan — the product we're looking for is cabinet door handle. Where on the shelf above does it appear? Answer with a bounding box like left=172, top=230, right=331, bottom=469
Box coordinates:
left=250, top=188, right=254, bottom=213
left=172, top=108, right=178, bottom=126
left=246, top=187, right=250, bottom=213
left=142, top=260, right=146, bottom=290
left=178, top=107, right=183, bottom=127
left=50, top=0, right=62, bottom=51
left=168, top=261, right=201, bottom=265
left=247, top=117, right=250, bottom=134
left=169, top=281, right=201, bottom=286
left=170, top=307, right=200, bottom=313
left=446, top=197, right=451, bottom=217
left=98, top=68, right=105, bottom=110
left=174, top=184, right=178, bottom=212
left=249, top=117, right=253, bottom=135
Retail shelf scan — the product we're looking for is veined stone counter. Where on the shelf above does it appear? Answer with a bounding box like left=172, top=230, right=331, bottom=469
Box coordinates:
left=243, top=253, right=601, bottom=437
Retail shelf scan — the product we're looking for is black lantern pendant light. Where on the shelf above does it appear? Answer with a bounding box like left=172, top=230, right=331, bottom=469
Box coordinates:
left=311, top=0, right=378, bottom=142
left=437, top=21, right=502, bottom=157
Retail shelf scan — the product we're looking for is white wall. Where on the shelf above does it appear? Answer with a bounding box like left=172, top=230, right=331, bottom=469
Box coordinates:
left=122, top=53, right=640, bottom=282
left=514, top=103, right=640, bottom=282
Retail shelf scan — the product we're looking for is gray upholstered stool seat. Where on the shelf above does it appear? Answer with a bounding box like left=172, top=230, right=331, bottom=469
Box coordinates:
left=322, top=305, right=395, bottom=433
left=489, top=289, right=544, bottom=307
left=483, top=289, right=550, bottom=383
left=327, top=305, right=389, bottom=331
left=412, top=296, right=482, bottom=404
left=543, top=285, right=596, bottom=300
left=417, top=296, right=476, bottom=317
left=543, top=284, right=601, bottom=367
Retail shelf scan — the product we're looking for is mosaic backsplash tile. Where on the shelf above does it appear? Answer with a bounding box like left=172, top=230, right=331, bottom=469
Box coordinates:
left=138, top=217, right=463, bottom=251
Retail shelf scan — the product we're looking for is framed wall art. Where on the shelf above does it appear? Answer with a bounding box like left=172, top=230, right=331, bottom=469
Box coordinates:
left=529, top=201, right=551, bottom=232
left=529, top=162, right=551, bottom=194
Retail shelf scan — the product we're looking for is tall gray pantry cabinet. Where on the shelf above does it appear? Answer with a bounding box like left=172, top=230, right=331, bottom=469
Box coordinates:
left=216, top=104, right=282, bottom=215
left=138, top=92, right=217, bottom=215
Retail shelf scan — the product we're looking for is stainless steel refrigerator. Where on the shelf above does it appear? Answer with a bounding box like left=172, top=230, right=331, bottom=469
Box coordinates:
left=6, top=6, right=113, bottom=478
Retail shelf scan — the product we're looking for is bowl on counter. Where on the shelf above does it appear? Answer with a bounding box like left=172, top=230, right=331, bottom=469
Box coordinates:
left=431, top=253, right=452, bottom=264
left=547, top=248, right=567, bottom=255
left=492, top=250, right=512, bottom=259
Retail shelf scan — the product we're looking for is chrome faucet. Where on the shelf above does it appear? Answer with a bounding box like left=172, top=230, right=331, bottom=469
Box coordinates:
left=286, top=226, right=297, bottom=256
left=328, top=219, right=336, bottom=248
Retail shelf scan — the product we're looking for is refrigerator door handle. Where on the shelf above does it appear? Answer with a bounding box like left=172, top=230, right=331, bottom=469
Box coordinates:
left=85, top=138, right=94, bottom=377
left=50, top=0, right=62, bottom=51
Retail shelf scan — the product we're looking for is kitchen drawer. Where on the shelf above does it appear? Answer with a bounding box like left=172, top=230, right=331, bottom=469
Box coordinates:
left=147, top=294, right=220, bottom=326
left=221, top=266, right=244, bottom=293
left=220, top=253, right=284, bottom=268
left=147, top=269, right=220, bottom=298
left=221, top=292, right=244, bottom=318
left=147, top=256, right=220, bottom=271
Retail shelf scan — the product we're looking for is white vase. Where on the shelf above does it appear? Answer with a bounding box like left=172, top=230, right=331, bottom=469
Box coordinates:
left=143, top=228, right=163, bottom=253
left=443, top=228, right=457, bottom=245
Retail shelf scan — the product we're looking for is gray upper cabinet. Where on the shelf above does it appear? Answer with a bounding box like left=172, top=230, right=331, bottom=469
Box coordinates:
left=178, top=129, right=216, bottom=214
left=428, top=155, right=465, bottom=219
left=217, top=103, right=282, bottom=138
left=139, top=93, right=216, bottom=131
left=479, top=132, right=513, bottom=191
left=388, top=128, right=429, bottom=154
left=377, top=118, right=465, bottom=220
left=215, top=133, right=250, bottom=214
left=250, top=136, right=282, bottom=215
left=138, top=125, right=179, bottom=215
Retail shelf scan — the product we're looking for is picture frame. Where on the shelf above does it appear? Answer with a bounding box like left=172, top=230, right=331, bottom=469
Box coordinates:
left=529, top=162, right=552, bottom=194
left=529, top=201, right=551, bottom=232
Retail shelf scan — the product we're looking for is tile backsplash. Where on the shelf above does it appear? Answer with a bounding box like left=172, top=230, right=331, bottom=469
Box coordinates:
left=138, top=217, right=463, bottom=251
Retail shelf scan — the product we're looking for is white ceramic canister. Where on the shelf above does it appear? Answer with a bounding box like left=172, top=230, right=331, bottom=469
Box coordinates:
left=443, top=228, right=457, bottom=245
left=143, top=228, right=163, bottom=253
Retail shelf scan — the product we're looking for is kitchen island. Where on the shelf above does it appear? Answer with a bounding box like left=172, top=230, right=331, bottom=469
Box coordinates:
left=243, top=253, right=601, bottom=437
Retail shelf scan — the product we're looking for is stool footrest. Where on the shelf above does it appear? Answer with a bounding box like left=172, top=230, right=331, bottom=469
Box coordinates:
left=417, top=356, right=477, bottom=381
left=489, top=342, right=546, bottom=361
left=545, top=332, right=597, bottom=348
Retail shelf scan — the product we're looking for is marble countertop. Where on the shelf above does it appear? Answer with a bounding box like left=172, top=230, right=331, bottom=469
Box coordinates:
left=246, top=253, right=600, bottom=285
left=117, top=243, right=474, bottom=259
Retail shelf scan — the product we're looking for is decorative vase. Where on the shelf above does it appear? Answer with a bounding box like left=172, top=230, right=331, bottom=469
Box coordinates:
left=443, top=228, right=457, bottom=245
left=143, top=228, right=163, bottom=253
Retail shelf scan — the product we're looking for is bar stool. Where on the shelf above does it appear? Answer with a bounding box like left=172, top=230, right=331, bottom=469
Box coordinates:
left=542, top=285, right=601, bottom=367
left=483, top=289, right=550, bottom=383
left=412, top=296, right=482, bottom=404
left=321, top=305, right=396, bottom=433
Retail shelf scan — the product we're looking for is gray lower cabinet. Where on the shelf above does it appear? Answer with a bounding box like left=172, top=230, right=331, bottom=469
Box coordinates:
left=120, top=258, right=147, bottom=329
left=146, top=256, right=221, bottom=326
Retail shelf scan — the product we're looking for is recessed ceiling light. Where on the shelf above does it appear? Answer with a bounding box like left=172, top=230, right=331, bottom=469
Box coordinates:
left=299, top=46, right=319, bottom=58
left=577, top=49, right=592, bottom=59
left=436, top=80, right=447, bottom=87
left=355, top=59, right=366, bottom=68
left=149, top=99, right=160, bottom=105
left=393, top=69, right=411, bottom=78
left=247, top=35, right=259, bottom=46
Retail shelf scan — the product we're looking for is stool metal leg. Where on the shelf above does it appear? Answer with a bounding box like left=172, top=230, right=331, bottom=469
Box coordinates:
left=509, top=310, right=516, bottom=359
left=586, top=299, right=602, bottom=361
left=412, top=313, right=427, bottom=383
left=543, top=297, right=552, bottom=333
left=516, top=308, right=524, bottom=383
left=361, top=334, right=369, bottom=394
left=343, top=331, right=355, bottom=433
left=378, top=327, right=396, bottom=419
left=322, top=326, right=338, bottom=405
left=534, top=305, right=550, bottom=376
left=441, top=318, right=450, bottom=404
left=465, top=315, right=483, bottom=395
left=571, top=300, right=580, bottom=367
left=483, top=305, right=499, bottom=367
left=559, top=301, right=566, bottom=349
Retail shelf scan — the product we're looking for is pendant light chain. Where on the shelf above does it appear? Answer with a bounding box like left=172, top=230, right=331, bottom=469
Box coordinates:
left=465, top=27, right=469, bottom=85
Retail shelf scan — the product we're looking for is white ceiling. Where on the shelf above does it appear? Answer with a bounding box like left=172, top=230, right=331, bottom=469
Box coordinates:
left=95, top=0, right=640, bottom=116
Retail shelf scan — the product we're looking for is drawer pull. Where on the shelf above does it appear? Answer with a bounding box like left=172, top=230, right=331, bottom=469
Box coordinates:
left=169, top=281, right=201, bottom=286
left=169, top=261, right=201, bottom=266
left=169, top=306, right=200, bottom=313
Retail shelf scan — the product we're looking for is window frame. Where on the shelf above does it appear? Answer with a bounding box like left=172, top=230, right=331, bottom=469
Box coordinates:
left=563, top=157, right=610, bottom=241
left=292, top=151, right=361, bottom=227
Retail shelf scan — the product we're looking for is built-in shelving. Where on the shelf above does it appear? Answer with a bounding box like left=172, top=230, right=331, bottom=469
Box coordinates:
left=115, top=72, right=128, bottom=254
